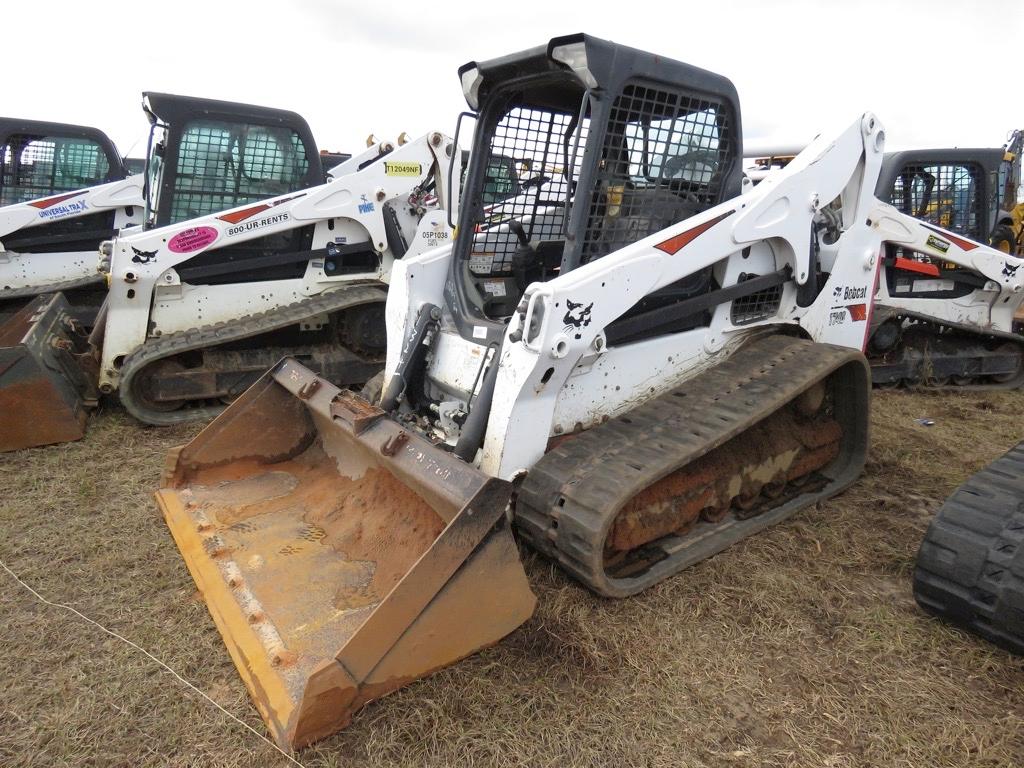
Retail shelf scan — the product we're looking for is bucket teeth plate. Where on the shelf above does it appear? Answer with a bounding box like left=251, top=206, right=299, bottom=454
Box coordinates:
left=157, top=358, right=536, bottom=750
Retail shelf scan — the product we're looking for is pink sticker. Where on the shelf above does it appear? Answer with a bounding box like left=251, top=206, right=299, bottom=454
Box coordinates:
left=168, top=226, right=218, bottom=254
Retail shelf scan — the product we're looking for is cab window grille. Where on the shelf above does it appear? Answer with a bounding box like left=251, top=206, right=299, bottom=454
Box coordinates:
left=468, top=106, right=589, bottom=277
left=0, top=135, right=110, bottom=206
left=730, top=274, right=784, bottom=325
left=580, top=84, right=732, bottom=264
left=888, top=162, right=982, bottom=241
left=169, top=120, right=310, bottom=224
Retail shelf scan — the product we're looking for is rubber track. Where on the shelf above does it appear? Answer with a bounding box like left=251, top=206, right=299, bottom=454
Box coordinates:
left=118, top=284, right=386, bottom=426
left=913, top=441, right=1024, bottom=654
left=870, top=309, right=1024, bottom=391
left=515, top=334, right=869, bottom=597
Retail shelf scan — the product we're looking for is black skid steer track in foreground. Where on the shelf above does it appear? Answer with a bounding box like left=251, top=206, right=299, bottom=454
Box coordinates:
left=914, top=442, right=1024, bottom=654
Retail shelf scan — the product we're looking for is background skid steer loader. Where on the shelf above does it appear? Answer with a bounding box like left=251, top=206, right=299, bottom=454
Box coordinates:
left=0, top=117, right=143, bottom=321
left=0, top=93, right=327, bottom=451
left=150, top=33, right=1000, bottom=750
left=869, top=138, right=1024, bottom=388
left=0, top=131, right=458, bottom=453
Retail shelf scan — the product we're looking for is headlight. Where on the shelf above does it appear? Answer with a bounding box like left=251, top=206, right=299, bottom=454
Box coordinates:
left=460, top=66, right=484, bottom=110
left=550, top=41, right=598, bottom=89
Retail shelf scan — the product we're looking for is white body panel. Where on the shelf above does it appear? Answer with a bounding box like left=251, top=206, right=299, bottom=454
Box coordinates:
left=0, top=176, right=144, bottom=295
left=98, top=133, right=456, bottom=392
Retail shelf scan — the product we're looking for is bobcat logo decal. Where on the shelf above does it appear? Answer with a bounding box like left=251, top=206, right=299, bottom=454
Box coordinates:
left=562, top=299, right=594, bottom=339
left=1003, top=262, right=1019, bottom=278
left=131, top=246, right=158, bottom=264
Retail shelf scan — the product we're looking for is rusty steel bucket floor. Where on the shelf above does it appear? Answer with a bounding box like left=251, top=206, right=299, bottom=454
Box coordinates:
left=157, top=359, right=536, bottom=750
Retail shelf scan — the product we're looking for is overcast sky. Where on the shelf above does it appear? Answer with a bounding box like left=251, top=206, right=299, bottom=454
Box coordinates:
left=6, top=0, right=1021, bottom=159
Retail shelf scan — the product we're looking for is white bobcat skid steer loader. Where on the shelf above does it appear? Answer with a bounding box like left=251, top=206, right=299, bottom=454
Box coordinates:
left=869, top=147, right=1024, bottom=388
left=0, top=117, right=144, bottom=316
left=0, top=131, right=458, bottom=452
left=1, top=93, right=330, bottom=320
left=148, top=34, right=983, bottom=750
left=0, top=93, right=332, bottom=451
left=0, top=118, right=142, bottom=450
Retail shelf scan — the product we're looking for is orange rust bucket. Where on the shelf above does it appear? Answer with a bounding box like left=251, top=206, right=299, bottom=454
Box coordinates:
left=156, top=358, right=536, bottom=750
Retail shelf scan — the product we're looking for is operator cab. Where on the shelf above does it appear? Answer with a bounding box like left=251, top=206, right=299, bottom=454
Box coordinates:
left=450, top=34, right=742, bottom=343
left=0, top=118, right=125, bottom=206
left=141, top=92, right=326, bottom=284
left=142, top=92, right=322, bottom=229
left=878, top=148, right=1002, bottom=243
left=0, top=118, right=131, bottom=253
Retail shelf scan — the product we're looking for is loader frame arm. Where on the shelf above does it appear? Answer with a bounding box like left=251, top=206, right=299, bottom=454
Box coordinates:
left=0, top=176, right=143, bottom=239
left=0, top=177, right=144, bottom=298
left=871, top=208, right=1024, bottom=334
left=474, top=114, right=890, bottom=477
left=482, top=122, right=1024, bottom=477
left=391, top=113, right=1001, bottom=478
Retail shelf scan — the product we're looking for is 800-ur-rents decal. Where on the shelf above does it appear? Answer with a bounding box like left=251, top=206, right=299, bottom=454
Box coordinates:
left=217, top=194, right=306, bottom=237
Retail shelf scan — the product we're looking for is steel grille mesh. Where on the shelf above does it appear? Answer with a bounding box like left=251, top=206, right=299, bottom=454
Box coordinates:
left=468, top=106, right=589, bottom=276
left=730, top=275, right=784, bottom=325
left=580, top=85, right=731, bottom=264
left=0, top=136, right=109, bottom=206
left=888, top=162, right=982, bottom=241
left=170, top=121, right=309, bottom=223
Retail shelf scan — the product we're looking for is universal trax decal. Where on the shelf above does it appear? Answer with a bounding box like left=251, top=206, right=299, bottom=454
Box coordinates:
left=28, top=191, right=88, bottom=220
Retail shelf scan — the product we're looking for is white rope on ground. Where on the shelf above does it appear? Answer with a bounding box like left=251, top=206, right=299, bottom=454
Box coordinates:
left=0, top=558, right=306, bottom=768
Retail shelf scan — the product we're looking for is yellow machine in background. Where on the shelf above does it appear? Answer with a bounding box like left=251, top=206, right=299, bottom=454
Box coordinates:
left=991, top=129, right=1024, bottom=254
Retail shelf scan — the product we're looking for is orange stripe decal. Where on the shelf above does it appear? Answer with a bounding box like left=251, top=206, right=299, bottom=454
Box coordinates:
left=217, top=202, right=272, bottom=224
left=216, top=193, right=307, bottom=224
left=893, top=257, right=940, bottom=276
left=846, top=303, right=867, bottom=322
left=655, top=210, right=735, bottom=255
left=27, top=191, right=84, bottom=209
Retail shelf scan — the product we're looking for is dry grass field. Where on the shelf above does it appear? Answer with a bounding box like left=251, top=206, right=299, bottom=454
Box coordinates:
left=2, top=389, right=1024, bottom=767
